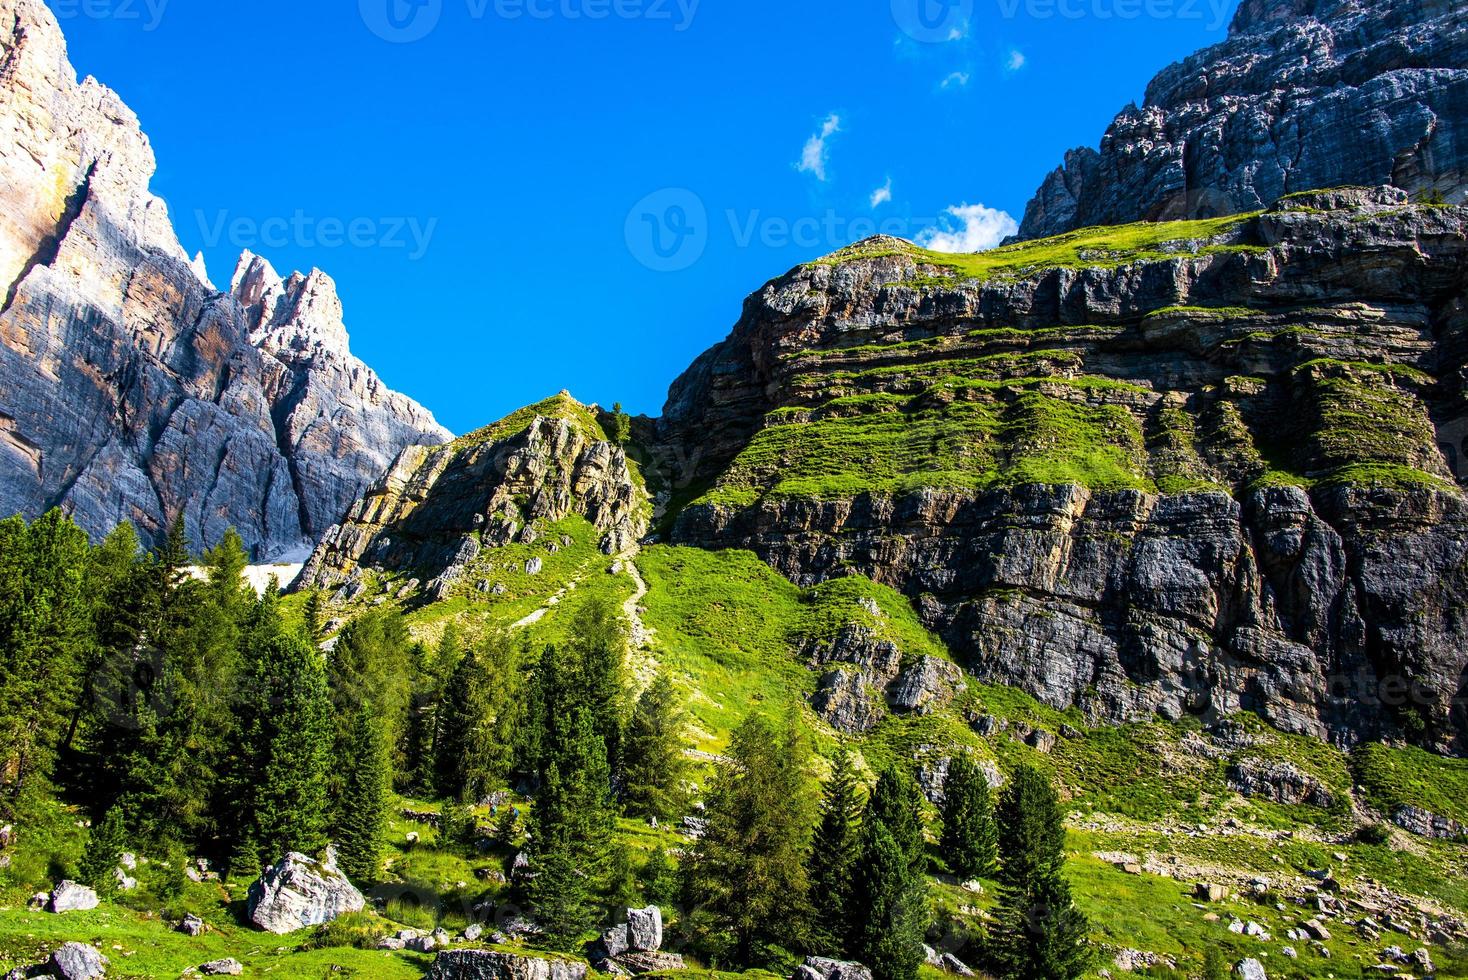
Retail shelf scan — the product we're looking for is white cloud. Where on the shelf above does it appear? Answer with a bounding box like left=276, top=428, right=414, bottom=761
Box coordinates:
left=941, top=71, right=971, bottom=89
left=870, top=178, right=893, bottom=209
left=797, top=114, right=842, bottom=182
left=1006, top=49, right=1027, bottom=72
left=917, top=203, right=1019, bottom=253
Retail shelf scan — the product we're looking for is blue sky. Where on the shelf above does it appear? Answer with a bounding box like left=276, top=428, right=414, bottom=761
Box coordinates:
left=51, top=0, right=1236, bottom=435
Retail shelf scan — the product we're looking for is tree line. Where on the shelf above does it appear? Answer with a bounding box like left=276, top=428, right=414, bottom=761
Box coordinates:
left=0, top=509, right=1088, bottom=980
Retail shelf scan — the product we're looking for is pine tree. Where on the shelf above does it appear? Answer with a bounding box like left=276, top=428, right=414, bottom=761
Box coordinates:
left=854, top=821, right=928, bottom=980
left=867, top=766, right=927, bottom=873
left=78, top=806, right=127, bottom=895
left=529, top=706, right=617, bottom=950
left=567, top=598, right=628, bottom=773
left=988, top=765, right=1091, bottom=980
left=808, top=745, right=865, bottom=957
left=611, top=403, right=631, bottom=445
left=433, top=636, right=520, bottom=801
left=227, top=628, right=333, bottom=866
left=0, top=511, right=91, bottom=813
left=643, top=847, right=678, bottom=908
left=622, top=674, right=692, bottom=820
left=682, top=712, right=816, bottom=967
left=940, top=755, right=998, bottom=880
left=334, top=705, right=389, bottom=884
left=328, top=609, right=413, bottom=788
left=852, top=765, right=929, bottom=980
left=302, top=590, right=327, bottom=644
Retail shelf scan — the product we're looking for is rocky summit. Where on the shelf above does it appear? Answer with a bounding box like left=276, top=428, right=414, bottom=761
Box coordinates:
left=0, top=0, right=448, bottom=558
left=1012, top=0, right=1468, bottom=240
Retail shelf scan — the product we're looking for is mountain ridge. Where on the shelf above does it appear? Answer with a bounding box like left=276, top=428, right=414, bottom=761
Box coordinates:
left=0, top=0, right=449, bottom=559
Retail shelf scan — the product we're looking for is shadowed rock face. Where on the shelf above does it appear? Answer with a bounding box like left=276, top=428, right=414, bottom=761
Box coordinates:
left=658, top=193, right=1468, bottom=753
left=0, top=0, right=448, bottom=558
left=1012, top=0, right=1468, bottom=241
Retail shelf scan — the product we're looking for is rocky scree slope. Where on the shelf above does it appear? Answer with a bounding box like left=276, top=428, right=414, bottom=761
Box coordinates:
left=658, top=188, right=1468, bottom=755
left=1012, top=0, right=1468, bottom=241
left=301, top=393, right=649, bottom=602
left=0, top=0, right=448, bottom=558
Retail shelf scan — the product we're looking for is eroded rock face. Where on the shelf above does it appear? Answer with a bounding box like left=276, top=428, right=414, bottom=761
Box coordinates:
left=1012, top=0, right=1468, bottom=240
left=246, top=851, right=365, bottom=935
left=301, top=402, right=648, bottom=599
left=660, top=198, right=1468, bottom=752
left=428, top=950, right=589, bottom=980
left=0, top=0, right=448, bottom=558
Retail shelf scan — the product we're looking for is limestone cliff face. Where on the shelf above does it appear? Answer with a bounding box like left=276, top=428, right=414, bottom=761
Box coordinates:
left=301, top=395, right=649, bottom=601
left=660, top=190, right=1468, bottom=753
left=1012, top=0, right=1468, bottom=240
left=0, top=0, right=448, bottom=557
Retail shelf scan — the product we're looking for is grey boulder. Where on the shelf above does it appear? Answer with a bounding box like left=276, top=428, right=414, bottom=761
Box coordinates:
left=199, top=960, right=244, bottom=976
left=49, top=943, right=106, bottom=980
left=245, top=851, right=365, bottom=935
left=794, top=958, right=874, bottom=980
left=46, top=881, right=99, bottom=914
left=626, top=906, right=663, bottom=951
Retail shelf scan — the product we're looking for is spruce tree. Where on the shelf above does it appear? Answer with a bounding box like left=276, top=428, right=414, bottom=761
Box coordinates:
left=852, top=765, right=929, bottom=980
left=682, top=712, right=816, bottom=966
left=78, top=806, right=128, bottom=894
left=228, top=628, right=333, bottom=866
left=988, top=765, right=1091, bottom=980
left=622, top=674, right=692, bottom=820
left=0, top=511, right=91, bottom=812
left=433, top=636, right=520, bottom=801
left=335, top=705, right=390, bottom=884
left=808, top=745, right=865, bottom=957
left=529, top=706, right=617, bottom=950
left=854, top=821, right=928, bottom=980
left=643, top=847, right=678, bottom=908
left=940, top=755, right=998, bottom=880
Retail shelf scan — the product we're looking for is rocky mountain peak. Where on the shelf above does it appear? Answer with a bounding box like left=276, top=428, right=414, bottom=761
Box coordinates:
left=0, top=0, right=449, bottom=558
left=1011, top=0, right=1468, bottom=240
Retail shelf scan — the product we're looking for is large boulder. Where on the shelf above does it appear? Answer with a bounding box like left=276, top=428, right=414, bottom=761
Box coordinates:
left=246, top=851, right=365, bottom=935
left=46, top=881, right=99, bottom=914
left=427, top=950, right=589, bottom=980
left=49, top=943, right=106, bottom=980
left=1236, top=960, right=1267, bottom=980
left=794, top=958, right=874, bottom=980
left=626, top=906, right=663, bottom=951
left=615, top=952, right=685, bottom=974
left=199, top=960, right=244, bottom=976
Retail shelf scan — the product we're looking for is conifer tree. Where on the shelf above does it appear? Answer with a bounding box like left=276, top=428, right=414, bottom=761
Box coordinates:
left=622, top=674, right=692, bottom=820
left=854, top=821, right=928, bottom=980
left=808, top=745, right=865, bottom=957
left=988, top=765, right=1091, bottom=980
left=335, top=705, right=390, bottom=884
left=940, top=755, right=998, bottom=880
left=852, top=765, right=929, bottom=980
left=567, top=598, right=628, bottom=773
left=433, top=635, right=520, bottom=801
left=0, top=511, right=91, bottom=812
left=229, top=629, right=333, bottom=866
left=643, top=847, right=678, bottom=908
left=529, top=706, right=617, bottom=950
left=682, top=712, right=816, bottom=966
left=328, top=609, right=413, bottom=783
left=78, top=806, right=128, bottom=895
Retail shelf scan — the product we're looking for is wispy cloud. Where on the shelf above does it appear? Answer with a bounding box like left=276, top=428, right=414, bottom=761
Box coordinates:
left=797, top=114, right=842, bottom=182
left=917, top=203, right=1019, bottom=253
left=941, top=71, right=971, bottom=89
left=870, top=178, right=893, bottom=209
left=1005, top=49, right=1027, bottom=72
